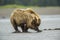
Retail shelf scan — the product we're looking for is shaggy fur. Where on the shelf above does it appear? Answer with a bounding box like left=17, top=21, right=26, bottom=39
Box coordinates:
left=10, top=8, right=41, bottom=33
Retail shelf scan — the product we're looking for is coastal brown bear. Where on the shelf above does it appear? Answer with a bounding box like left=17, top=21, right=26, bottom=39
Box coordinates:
left=10, top=8, right=41, bottom=33
left=24, top=8, right=41, bottom=31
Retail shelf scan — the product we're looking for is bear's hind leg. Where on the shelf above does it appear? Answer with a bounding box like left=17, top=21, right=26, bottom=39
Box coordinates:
left=13, top=25, right=20, bottom=33
left=12, top=20, right=20, bottom=33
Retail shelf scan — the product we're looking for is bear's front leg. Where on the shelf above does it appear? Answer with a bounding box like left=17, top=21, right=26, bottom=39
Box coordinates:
left=24, top=27, right=28, bottom=32
left=20, top=23, right=28, bottom=32
left=21, top=26, right=28, bottom=32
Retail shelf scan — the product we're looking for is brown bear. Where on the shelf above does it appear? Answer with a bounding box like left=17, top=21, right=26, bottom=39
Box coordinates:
left=24, top=8, right=41, bottom=32
left=10, top=8, right=41, bottom=33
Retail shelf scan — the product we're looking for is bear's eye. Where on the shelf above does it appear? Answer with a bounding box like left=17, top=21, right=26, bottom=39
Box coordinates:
left=31, top=20, right=36, bottom=25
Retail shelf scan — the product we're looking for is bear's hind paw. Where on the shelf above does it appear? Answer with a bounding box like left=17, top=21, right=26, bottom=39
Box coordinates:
left=12, top=31, right=21, bottom=33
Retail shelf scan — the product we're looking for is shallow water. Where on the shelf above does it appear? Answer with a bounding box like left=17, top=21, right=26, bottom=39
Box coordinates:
left=0, top=15, right=60, bottom=40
